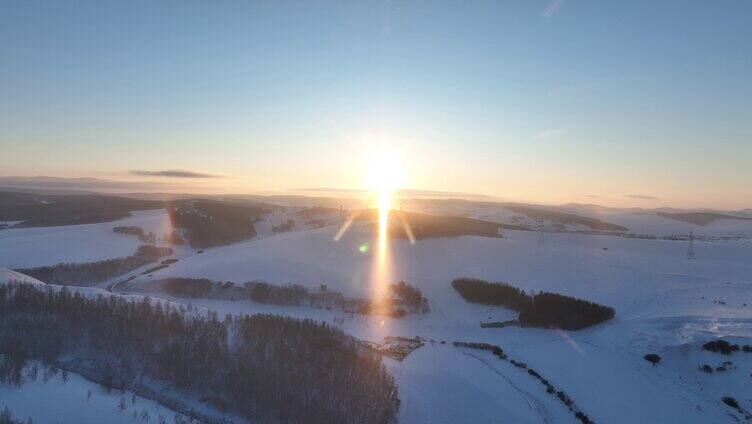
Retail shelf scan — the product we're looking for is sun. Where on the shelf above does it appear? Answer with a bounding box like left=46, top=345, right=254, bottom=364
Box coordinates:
left=332, top=143, right=410, bottom=301
left=365, top=145, right=403, bottom=198
left=364, top=146, right=403, bottom=244
left=363, top=145, right=404, bottom=296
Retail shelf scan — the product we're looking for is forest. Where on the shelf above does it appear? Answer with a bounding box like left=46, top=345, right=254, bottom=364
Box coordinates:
left=167, top=200, right=271, bottom=248
left=452, top=278, right=615, bottom=330
left=0, top=283, right=400, bottom=424
left=15, top=245, right=173, bottom=286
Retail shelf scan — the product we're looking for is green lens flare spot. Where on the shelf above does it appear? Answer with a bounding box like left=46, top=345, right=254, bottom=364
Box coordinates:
left=358, top=243, right=369, bottom=253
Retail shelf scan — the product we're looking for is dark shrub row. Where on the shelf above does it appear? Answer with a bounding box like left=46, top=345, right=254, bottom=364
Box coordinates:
left=16, top=245, right=173, bottom=286
left=113, top=225, right=145, bottom=236
left=113, top=225, right=156, bottom=243
left=723, top=396, right=740, bottom=408
left=453, top=341, right=506, bottom=358
left=249, top=282, right=324, bottom=306
left=162, top=278, right=214, bottom=298
left=643, top=353, right=661, bottom=364
left=249, top=281, right=430, bottom=318
left=452, top=278, right=615, bottom=330
left=0, top=283, right=399, bottom=424
left=721, top=395, right=752, bottom=420
left=702, top=340, right=752, bottom=355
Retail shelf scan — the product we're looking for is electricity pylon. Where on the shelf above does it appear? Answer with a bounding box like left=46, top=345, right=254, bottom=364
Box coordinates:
left=687, top=231, right=696, bottom=260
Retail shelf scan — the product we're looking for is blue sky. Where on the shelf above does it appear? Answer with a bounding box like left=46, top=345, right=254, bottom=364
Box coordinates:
left=1, top=1, right=750, bottom=208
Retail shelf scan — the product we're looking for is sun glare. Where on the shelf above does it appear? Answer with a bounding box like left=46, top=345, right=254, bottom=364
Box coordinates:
left=364, top=145, right=403, bottom=298
left=333, top=144, right=407, bottom=301
left=365, top=145, right=403, bottom=194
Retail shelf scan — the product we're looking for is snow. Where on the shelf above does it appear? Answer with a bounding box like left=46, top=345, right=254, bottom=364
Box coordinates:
left=388, top=345, right=577, bottom=424
left=0, top=209, right=171, bottom=269
left=4, top=207, right=752, bottom=423
left=0, top=267, right=46, bottom=286
left=0, top=363, right=169, bottom=424
left=566, top=208, right=752, bottom=237
left=111, top=220, right=752, bottom=423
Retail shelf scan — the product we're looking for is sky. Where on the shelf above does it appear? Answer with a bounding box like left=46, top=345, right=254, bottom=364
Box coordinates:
left=1, top=0, right=750, bottom=209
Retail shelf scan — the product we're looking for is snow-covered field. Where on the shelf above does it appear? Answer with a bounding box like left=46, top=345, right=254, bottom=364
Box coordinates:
left=3, top=206, right=752, bottom=423
left=0, top=364, right=170, bottom=424
left=116, top=220, right=752, bottom=424
left=0, top=209, right=171, bottom=268
left=566, top=206, right=752, bottom=237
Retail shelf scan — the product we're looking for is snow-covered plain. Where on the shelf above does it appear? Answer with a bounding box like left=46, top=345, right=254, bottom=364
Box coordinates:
left=0, top=365, right=170, bottom=424
left=121, top=219, right=752, bottom=424
left=565, top=206, right=752, bottom=237
left=0, top=209, right=171, bottom=268
left=3, top=206, right=752, bottom=423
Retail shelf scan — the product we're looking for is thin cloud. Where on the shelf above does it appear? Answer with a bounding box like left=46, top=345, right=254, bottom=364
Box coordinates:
left=130, top=169, right=221, bottom=179
left=544, top=0, right=564, bottom=17
left=624, top=194, right=659, bottom=201
left=534, top=127, right=567, bottom=139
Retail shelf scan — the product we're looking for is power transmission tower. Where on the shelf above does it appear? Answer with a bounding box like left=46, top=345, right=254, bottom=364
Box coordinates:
left=687, top=231, right=696, bottom=260
left=537, top=221, right=545, bottom=247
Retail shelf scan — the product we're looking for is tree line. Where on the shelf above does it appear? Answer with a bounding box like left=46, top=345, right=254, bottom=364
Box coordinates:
left=112, top=225, right=157, bottom=243
left=15, top=245, right=172, bottom=286
left=452, top=278, right=614, bottom=330
left=0, top=283, right=399, bottom=423
left=161, top=277, right=215, bottom=298
left=154, top=277, right=431, bottom=319
left=249, top=280, right=430, bottom=317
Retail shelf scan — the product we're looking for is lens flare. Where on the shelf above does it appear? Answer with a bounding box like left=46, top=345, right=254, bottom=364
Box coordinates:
left=332, top=144, right=414, bottom=313
left=377, top=188, right=391, bottom=258
left=365, top=145, right=401, bottom=300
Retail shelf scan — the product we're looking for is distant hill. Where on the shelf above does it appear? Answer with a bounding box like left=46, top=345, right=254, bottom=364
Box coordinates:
left=0, top=191, right=54, bottom=207
left=0, top=191, right=164, bottom=227
left=656, top=212, right=752, bottom=226
left=502, top=204, right=628, bottom=232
